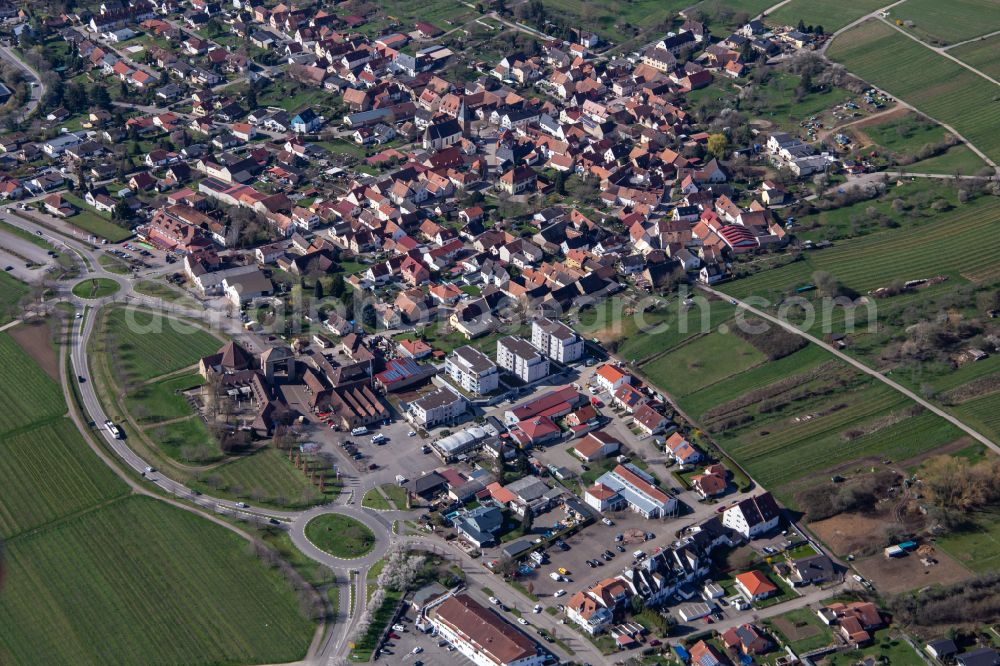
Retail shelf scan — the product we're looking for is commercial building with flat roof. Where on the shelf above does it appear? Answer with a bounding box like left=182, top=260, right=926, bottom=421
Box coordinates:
left=407, top=384, right=467, bottom=428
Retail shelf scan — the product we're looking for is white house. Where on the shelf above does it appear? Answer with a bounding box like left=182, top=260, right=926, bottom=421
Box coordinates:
left=722, top=493, right=781, bottom=539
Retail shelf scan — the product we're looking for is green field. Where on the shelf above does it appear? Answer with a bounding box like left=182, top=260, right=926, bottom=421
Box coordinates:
left=305, top=514, right=376, bottom=559
left=678, top=344, right=831, bottom=417
left=767, top=607, right=835, bottom=653
left=0, top=496, right=314, bottom=665
left=766, top=0, right=887, bottom=32
left=125, top=372, right=205, bottom=424
left=98, top=253, right=130, bottom=274
left=102, top=307, right=222, bottom=383
left=535, top=0, right=689, bottom=44
left=949, top=33, right=1000, bottom=80
left=903, top=144, right=988, bottom=175
left=723, top=195, right=1000, bottom=301
left=689, top=0, right=775, bottom=28
left=828, top=19, right=1000, bottom=162
left=935, top=510, right=1000, bottom=572
left=57, top=193, right=132, bottom=242
left=0, top=271, right=28, bottom=325
left=639, top=331, right=766, bottom=397
left=192, top=447, right=334, bottom=508
left=0, top=327, right=314, bottom=665
left=0, top=334, right=66, bottom=433
left=71, top=277, right=120, bottom=299
left=889, top=0, right=1000, bottom=45
left=587, top=299, right=736, bottom=365
left=134, top=279, right=198, bottom=305
left=149, top=416, right=220, bottom=463
left=0, top=419, right=126, bottom=538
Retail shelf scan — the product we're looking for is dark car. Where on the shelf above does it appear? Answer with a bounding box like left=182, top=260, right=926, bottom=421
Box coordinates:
left=368, top=463, right=378, bottom=470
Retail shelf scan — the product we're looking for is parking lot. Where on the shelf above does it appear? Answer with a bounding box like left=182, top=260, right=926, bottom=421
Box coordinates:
left=375, top=611, right=469, bottom=666
left=517, top=516, right=679, bottom=602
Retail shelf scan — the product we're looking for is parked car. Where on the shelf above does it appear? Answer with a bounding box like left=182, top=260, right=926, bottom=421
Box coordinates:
left=601, top=517, right=614, bottom=526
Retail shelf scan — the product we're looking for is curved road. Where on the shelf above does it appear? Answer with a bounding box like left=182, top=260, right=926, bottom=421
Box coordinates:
left=697, top=284, right=1000, bottom=455
left=0, top=45, right=46, bottom=120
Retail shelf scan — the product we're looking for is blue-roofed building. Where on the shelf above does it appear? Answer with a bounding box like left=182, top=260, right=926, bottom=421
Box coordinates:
left=454, top=505, right=504, bottom=547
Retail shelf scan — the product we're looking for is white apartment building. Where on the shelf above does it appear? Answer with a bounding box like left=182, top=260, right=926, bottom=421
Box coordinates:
left=445, top=346, right=499, bottom=395
left=407, top=385, right=467, bottom=428
left=496, top=336, right=550, bottom=384
left=531, top=317, right=584, bottom=363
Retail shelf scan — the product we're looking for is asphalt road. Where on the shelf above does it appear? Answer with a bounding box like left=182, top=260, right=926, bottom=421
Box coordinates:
left=0, top=45, right=45, bottom=120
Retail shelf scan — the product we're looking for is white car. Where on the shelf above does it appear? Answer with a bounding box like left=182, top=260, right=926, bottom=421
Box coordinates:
left=517, top=617, right=528, bottom=626
left=554, top=589, right=566, bottom=598
left=533, top=604, right=542, bottom=613
left=411, top=647, right=423, bottom=655
left=489, top=596, right=499, bottom=605
left=407, top=430, right=416, bottom=436
left=392, top=624, right=406, bottom=632
left=601, top=517, right=614, bottom=526
left=852, top=574, right=865, bottom=584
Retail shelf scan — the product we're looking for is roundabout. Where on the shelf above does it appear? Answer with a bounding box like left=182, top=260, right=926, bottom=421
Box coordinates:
left=303, top=512, right=378, bottom=560
left=71, top=277, right=120, bottom=299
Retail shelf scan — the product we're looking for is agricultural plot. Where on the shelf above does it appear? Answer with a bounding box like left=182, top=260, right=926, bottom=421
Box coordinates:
left=765, top=0, right=887, bottom=32
left=828, top=19, right=1000, bottom=163
left=722, top=384, right=962, bottom=498
left=889, top=0, right=1000, bottom=45
left=678, top=344, right=830, bottom=418
left=101, top=307, right=222, bottom=383
left=0, top=333, right=66, bottom=434
left=639, top=330, right=766, bottom=397
left=952, top=391, right=1000, bottom=446
left=0, top=329, right=314, bottom=665
left=949, top=33, right=1000, bottom=80
left=0, top=496, right=314, bottom=666
left=0, top=272, right=28, bottom=325
left=0, top=420, right=126, bottom=538
left=723, top=195, right=1000, bottom=301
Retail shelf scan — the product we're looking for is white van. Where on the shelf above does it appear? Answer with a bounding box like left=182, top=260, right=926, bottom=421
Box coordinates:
left=371, top=433, right=386, bottom=444
left=351, top=426, right=368, bottom=436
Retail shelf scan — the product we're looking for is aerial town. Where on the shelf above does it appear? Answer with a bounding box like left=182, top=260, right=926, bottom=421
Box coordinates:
left=1, top=0, right=999, bottom=665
